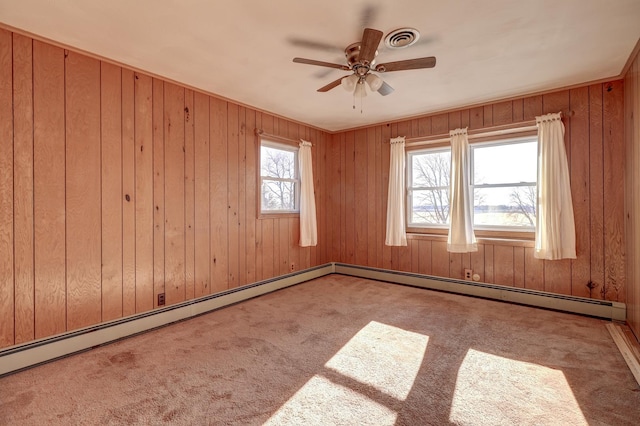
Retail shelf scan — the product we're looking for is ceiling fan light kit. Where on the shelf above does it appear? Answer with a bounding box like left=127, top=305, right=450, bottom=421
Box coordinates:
left=365, top=73, right=383, bottom=91
left=341, top=74, right=359, bottom=92
left=354, top=81, right=367, bottom=98
left=293, top=27, right=436, bottom=111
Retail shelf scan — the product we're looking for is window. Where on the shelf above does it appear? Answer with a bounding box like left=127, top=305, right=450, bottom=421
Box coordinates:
left=470, top=137, right=537, bottom=230
left=407, top=136, right=538, bottom=231
left=260, top=140, right=299, bottom=213
left=407, top=148, right=451, bottom=227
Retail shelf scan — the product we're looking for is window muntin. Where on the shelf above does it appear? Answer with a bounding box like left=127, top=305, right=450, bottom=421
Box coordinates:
left=406, top=136, right=538, bottom=231
left=470, top=137, right=537, bottom=230
left=407, top=148, right=451, bottom=227
left=260, top=141, right=300, bottom=213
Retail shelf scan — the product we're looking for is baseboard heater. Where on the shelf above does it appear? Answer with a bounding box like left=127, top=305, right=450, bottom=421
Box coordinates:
left=334, top=263, right=626, bottom=322
left=0, top=262, right=625, bottom=377
left=0, top=264, right=334, bottom=377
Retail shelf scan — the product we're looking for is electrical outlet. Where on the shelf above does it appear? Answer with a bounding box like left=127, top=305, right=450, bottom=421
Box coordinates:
left=290, top=263, right=295, bottom=272
left=158, top=293, right=165, bottom=306
left=464, top=269, right=473, bottom=280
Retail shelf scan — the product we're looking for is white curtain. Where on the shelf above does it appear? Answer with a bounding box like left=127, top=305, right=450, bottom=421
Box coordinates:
left=535, top=113, right=576, bottom=259
left=299, top=140, right=317, bottom=247
left=447, top=128, right=477, bottom=252
left=385, top=137, right=407, bottom=246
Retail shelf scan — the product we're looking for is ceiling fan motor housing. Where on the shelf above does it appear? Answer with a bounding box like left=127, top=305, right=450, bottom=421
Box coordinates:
left=345, top=42, right=377, bottom=67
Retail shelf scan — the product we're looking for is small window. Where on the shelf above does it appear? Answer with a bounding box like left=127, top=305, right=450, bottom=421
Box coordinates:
left=407, top=148, right=451, bottom=227
left=260, top=140, right=299, bottom=213
left=471, top=137, right=537, bottom=230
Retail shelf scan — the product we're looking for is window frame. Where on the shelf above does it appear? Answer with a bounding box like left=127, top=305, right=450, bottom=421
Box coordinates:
left=258, top=138, right=300, bottom=216
left=406, top=146, right=451, bottom=230
left=405, top=135, right=538, bottom=238
left=469, top=136, right=538, bottom=233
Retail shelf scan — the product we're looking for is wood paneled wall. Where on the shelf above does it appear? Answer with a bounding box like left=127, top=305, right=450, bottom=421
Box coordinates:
left=325, top=83, right=626, bottom=303
left=0, top=27, right=630, bottom=350
left=0, top=29, right=330, bottom=349
left=625, top=47, right=640, bottom=340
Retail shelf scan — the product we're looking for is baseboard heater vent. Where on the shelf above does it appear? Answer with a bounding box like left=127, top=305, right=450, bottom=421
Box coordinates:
left=0, top=262, right=625, bottom=377
left=0, top=264, right=334, bottom=377
left=334, top=263, right=625, bottom=321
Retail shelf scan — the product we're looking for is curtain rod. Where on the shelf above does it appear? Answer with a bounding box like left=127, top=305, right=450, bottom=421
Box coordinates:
left=402, top=120, right=539, bottom=147
left=255, top=128, right=304, bottom=145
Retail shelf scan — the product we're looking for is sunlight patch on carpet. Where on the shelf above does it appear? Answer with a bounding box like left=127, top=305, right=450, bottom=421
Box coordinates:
left=263, top=375, right=397, bottom=425
left=449, top=349, right=588, bottom=425
left=325, top=321, right=429, bottom=401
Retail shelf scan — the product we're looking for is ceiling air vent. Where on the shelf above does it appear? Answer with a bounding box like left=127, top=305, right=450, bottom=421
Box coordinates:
left=384, top=28, right=420, bottom=49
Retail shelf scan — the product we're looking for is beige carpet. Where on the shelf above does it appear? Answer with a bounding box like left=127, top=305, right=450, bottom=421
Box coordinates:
left=1, top=275, right=639, bottom=425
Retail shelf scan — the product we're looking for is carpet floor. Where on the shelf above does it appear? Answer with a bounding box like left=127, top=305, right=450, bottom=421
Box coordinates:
left=1, top=275, right=639, bottom=425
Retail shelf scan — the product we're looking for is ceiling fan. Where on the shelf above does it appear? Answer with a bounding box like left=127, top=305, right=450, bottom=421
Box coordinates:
left=292, top=28, right=436, bottom=97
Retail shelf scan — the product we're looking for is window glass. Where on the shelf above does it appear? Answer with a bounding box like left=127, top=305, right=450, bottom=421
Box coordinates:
left=472, top=141, right=537, bottom=185
left=471, top=138, right=537, bottom=230
left=407, top=149, right=451, bottom=226
left=260, top=141, right=299, bottom=213
left=407, top=136, right=537, bottom=231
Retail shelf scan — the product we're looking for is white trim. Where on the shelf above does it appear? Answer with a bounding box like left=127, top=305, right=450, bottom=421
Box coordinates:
left=606, top=323, right=640, bottom=386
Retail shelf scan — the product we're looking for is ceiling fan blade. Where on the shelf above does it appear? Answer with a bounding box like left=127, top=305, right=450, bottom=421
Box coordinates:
left=359, top=4, right=379, bottom=29
left=317, top=77, right=345, bottom=92
left=377, top=81, right=394, bottom=96
left=376, top=56, right=436, bottom=72
left=287, top=37, right=343, bottom=53
left=358, top=28, right=383, bottom=64
left=314, top=64, right=340, bottom=79
left=293, top=57, right=349, bottom=70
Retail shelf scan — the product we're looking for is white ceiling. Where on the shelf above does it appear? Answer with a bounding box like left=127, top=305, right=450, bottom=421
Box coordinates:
left=1, top=0, right=639, bottom=132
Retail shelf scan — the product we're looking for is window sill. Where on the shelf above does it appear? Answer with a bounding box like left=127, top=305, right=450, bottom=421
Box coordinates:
left=406, top=228, right=535, bottom=247
left=258, top=212, right=300, bottom=220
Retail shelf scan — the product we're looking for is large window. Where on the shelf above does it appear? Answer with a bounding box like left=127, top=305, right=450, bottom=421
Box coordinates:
left=471, top=137, right=537, bottom=230
left=407, top=136, right=537, bottom=231
left=260, top=140, right=299, bottom=213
